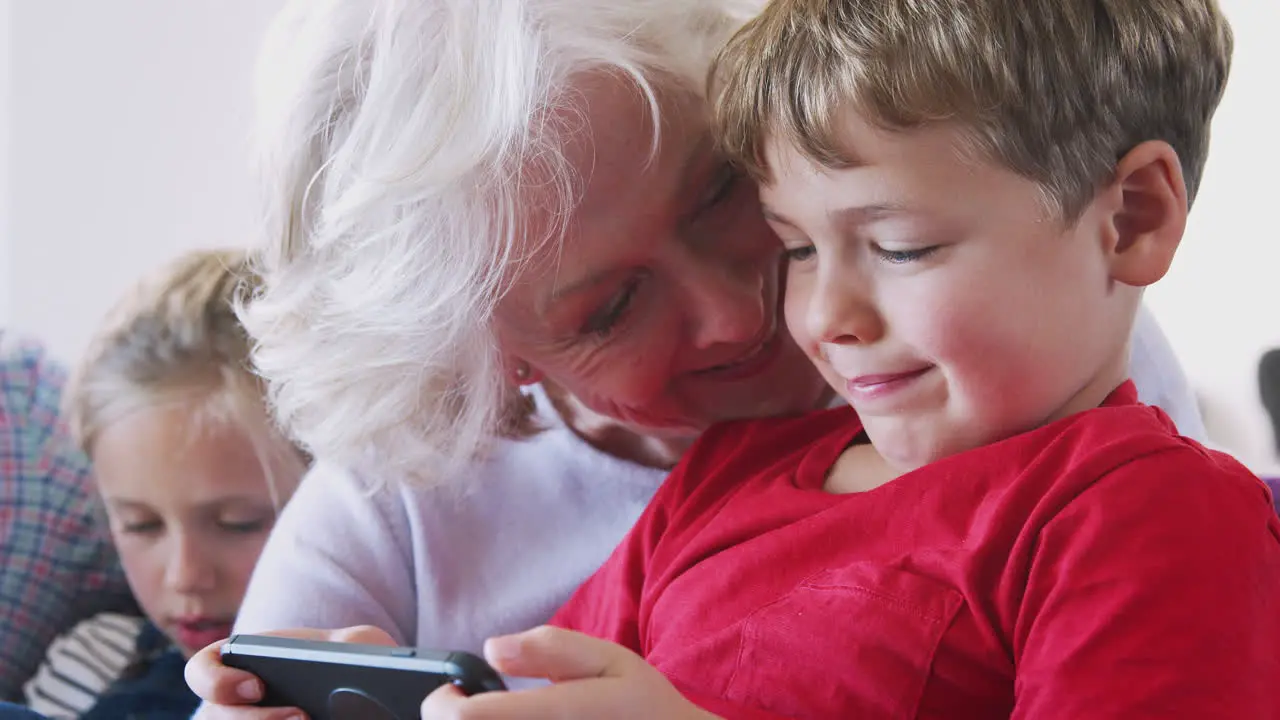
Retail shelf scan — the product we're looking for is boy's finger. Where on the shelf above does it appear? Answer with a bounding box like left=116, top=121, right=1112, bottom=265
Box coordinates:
left=482, top=626, right=635, bottom=681
left=420, top=683, right=471, bottom=719
left=422, top=679, right=651, bottom=720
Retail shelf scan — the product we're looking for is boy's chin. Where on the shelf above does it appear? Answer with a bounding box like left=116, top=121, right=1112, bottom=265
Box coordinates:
left=861, top=421, right=966, bottom=473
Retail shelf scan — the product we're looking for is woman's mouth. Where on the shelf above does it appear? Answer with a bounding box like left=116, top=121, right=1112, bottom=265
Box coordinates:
left=694, top=328, right=783, bottom=381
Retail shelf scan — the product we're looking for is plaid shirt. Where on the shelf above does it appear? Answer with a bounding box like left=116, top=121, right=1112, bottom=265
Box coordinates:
left=0, top=332, right=133, bottom=700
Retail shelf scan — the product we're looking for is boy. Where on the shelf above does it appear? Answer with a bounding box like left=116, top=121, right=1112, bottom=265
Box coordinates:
left=422, top=0, right=1278, bottom=717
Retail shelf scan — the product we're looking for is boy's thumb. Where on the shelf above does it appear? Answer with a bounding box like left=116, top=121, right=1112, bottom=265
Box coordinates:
left=483, top=626, right=632, bottom=682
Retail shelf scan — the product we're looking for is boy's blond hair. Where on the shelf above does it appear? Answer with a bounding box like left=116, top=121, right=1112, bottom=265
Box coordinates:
left=712, top=0, right=1233, bottom=217
left=68, top=248, right=306, bottom=502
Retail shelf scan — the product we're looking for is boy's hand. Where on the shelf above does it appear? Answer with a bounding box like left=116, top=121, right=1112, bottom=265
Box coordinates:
left=419, top=626, right=718, bottom=720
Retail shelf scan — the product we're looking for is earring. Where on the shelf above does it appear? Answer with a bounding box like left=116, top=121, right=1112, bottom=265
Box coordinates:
left=513, top=362, right=531, bottom=384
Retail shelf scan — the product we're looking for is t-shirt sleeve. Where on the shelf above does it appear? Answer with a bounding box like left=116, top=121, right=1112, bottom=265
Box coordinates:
left=550, top=425, right=795, bottom=720
left=22, top=612, right=144, bottom=718
left=549, top=469, right=674, bottom=654
left=232, top=461, right=419, bottom=643
left=1012, top=447, right=1280, bottom=718
left=549, top=418, right=757, bottom=651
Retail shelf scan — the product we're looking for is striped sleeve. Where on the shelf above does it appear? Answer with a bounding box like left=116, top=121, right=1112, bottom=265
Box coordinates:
left=22, top=613, right=144, bottom=719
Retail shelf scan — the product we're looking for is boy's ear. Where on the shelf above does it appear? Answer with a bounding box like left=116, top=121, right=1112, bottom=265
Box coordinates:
left=1100, top=140, right=1188, bottom=288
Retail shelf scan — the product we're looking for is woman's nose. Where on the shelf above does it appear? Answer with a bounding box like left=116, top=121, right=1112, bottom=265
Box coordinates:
left=683, top=256, right=769, bottom=350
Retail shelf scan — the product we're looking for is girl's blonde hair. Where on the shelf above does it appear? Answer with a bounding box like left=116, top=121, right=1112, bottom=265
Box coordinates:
left=67, top=248, right=307, bottom=504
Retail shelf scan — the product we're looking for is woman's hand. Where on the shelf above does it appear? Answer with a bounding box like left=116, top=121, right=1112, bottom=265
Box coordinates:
left=187, top=625, right=397, bottom=719
left=419, top=626, right=718, bottom=720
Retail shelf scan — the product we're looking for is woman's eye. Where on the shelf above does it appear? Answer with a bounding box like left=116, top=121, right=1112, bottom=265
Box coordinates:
left=873, top=245, right=938, bottom=264
left=581, top=279, right=640, bottom=338
left=697, top=163, right=740, bottom=213
left=784, top=245, right=816, bottom=263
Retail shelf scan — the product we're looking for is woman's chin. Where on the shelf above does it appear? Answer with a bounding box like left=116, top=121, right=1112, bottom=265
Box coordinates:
left=617, top=412, right=705, bottom=440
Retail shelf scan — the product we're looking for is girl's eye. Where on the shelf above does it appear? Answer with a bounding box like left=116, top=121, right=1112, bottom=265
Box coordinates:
left=218, top=518, right=270, bottom=534
left=120, top=520, right=163, bottom=536
left=582, top=278, right=641, bottom=338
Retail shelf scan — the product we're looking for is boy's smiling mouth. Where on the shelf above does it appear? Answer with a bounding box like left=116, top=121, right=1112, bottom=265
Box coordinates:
left=842, top=365, right=936, bottom=403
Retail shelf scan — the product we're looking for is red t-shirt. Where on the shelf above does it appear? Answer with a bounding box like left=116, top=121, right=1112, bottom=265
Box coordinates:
left=552, top=382, right=1280, bottom=719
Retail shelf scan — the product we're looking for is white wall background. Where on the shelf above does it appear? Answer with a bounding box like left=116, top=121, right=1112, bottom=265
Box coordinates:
left=1, top=0, right=12, bottom=326
left=1144, top=0, right=1280, bottom=472
left=0, top=0, right=1277, bottom=468
left=3, top=0, right=283, bottom=357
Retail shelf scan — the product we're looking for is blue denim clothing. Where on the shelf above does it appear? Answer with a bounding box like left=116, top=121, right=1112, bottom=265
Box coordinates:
left=0, top=702, right=45, bottom=720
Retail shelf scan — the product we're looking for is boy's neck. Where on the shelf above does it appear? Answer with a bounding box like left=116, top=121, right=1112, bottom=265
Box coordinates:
left=824, top=439, right=902, bottom=494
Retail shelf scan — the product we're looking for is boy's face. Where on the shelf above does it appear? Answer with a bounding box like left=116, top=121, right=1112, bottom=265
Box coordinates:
left=760, top=114, right=1138, bottom=473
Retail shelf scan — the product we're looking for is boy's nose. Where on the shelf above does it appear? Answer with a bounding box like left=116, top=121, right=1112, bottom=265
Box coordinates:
left=806, top=268, right=884, bottom=347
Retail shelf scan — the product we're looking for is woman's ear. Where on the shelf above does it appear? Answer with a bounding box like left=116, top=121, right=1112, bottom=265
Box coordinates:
left=1100, top=140, right=1188, bottom=288
left=507, top=359, right=544, bottom=386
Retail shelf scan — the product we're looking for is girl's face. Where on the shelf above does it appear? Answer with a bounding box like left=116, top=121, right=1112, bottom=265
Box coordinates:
left=92, top=402, right=297, bottom=657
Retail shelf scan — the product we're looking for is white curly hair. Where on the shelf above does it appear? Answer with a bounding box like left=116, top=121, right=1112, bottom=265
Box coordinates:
left=241, top=0, right=764, bottom=485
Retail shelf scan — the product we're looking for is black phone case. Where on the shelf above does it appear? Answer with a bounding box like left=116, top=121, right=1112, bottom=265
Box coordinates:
left=221, top=634, right=506, bottom=720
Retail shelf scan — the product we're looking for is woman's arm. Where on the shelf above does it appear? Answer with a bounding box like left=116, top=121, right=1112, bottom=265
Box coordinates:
left=189, top=461, right=418, bottom=718
left=232, top=461, right=420, bottom=640
left=1128, top=305, right=1207, bottom=441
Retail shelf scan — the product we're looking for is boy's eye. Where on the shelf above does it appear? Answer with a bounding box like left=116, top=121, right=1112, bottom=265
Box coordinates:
left=873, top=245, right=938, bottom=264
left=784, top=245, right=816, bottom=263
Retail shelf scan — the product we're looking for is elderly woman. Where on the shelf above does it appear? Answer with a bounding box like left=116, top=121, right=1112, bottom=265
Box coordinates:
left=187, top=0, right=1206, bottom=716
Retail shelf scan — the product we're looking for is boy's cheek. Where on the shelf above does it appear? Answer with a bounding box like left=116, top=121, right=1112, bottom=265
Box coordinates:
left=781, top=270, right=815, bottom=349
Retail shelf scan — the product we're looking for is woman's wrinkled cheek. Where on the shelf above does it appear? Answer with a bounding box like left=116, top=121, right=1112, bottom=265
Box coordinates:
left=601, top=397, right=705, bottom=434
left=571, top=359, right=704, bottom=433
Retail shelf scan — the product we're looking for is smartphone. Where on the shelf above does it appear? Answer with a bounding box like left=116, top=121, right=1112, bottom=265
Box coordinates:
left=220, top=634, right=506, bottom=720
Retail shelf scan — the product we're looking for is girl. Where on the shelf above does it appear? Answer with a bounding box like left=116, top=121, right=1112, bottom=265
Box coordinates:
left=22, top=248, right=307, bottom=719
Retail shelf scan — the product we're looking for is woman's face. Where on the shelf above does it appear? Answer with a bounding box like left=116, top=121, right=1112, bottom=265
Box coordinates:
left=495, top=78, right=829, bottom=436
left=92, top=403, right=295, bottom=657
